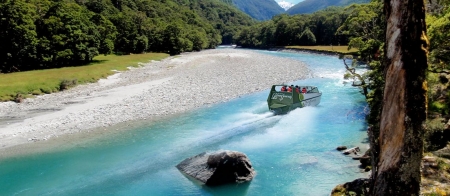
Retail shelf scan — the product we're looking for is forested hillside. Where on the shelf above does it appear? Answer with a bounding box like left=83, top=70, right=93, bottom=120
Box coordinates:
left=0, top=0, right=254, bottom=73
left=232, top=0, right=285, bottom=20
left=287, top=0, right=369, bottom=14
left=234, top=7, right=349, bottom=47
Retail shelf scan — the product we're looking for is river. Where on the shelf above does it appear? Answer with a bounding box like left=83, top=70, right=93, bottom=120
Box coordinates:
left=0, top=49, right=369, bottom=196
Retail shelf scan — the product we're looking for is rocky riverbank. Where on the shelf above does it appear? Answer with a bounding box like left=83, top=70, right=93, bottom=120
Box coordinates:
left=0, top=49, right=311, bottom=152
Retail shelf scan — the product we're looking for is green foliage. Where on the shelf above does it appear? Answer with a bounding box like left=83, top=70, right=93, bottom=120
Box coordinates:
left=185, top=0, right=255, bottom=45
left=0, top=0, right=38, bottom=72
left=37, top=1, right=101, bottom=67
left=427, top=72, right=450, bottom=117
left=287, top=0, right=370, bottom=15
left=428, top=9, right=450, bottom=73
left=90, top=14, right=117, bottom=55
left=0, top=0, right=254, bottom=73
left=234, top=7, right=350, bottom=48
left=336, top=1, right=384, bottom=62
left=299, top=28, right=316, bottom=45
left=430, top=101, right=448, bottom=114
left=232, top=0, right=285, bottom=21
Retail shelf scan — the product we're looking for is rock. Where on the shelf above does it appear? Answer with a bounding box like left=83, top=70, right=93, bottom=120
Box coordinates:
left=432, top=144, right=450, bottom=159
left=358, top=149, right=371, bottom=168
left=422, top=155, right=440, bottom=177
left=176, top=150, right=256, bottom=186
left=343, top=147, right=360, bottom=155
left=359, top=155, right=371, bottom=167
left=352, top=152, right=371, bottom=172
left=423, top=155, right=437, bottom=162
left=336, top=146, right=347, bottom=151
left=422, top=155, right=438, bottom=169
left=331, top=178, right=370, bottom=196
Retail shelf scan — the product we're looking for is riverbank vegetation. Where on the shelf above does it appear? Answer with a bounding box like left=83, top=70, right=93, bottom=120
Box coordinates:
left=234, top=6, right=351, bottom=48
left=0, top=0, right=254, bottom=73
left=284, top=46, right=358, bottom=55
left=0, top=53, right=168, bottom=102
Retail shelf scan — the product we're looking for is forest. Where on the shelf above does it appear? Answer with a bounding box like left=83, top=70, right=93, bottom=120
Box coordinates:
left=233, top=6, right=351, bottom=47
left=0, top=0, right=255, bottom=73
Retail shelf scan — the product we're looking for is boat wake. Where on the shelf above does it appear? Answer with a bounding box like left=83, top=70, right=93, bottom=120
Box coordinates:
left=42, top=110, right=279, bottom=195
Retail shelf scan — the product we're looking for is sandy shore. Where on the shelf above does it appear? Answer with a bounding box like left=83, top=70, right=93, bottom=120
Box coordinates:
left=0, top=49, right=311, bottom=152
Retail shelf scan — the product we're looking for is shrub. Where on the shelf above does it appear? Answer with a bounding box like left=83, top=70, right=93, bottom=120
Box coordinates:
left=31, top=90, right=43, bottom=95
left=14, top=93, right=24, bottom=103
left=59, top=79, right=78, bottom=91
left=40, top=87, right=53, bottom=94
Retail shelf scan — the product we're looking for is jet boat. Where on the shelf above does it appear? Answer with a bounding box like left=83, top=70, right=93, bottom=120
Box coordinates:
left=267, top=85, right=322, bottom=115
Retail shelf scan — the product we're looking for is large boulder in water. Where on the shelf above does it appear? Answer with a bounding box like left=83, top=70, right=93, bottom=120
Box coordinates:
left=176, top=150, right=256, bottom=186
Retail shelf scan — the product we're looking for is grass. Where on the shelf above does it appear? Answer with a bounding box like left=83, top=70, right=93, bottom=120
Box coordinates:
left=0, top=53, right=169, bottom=102
left=284, top=45, right=359, bottom=55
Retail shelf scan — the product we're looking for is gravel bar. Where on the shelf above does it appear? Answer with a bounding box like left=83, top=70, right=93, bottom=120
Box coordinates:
left=0, top=49, right=311, bottom=150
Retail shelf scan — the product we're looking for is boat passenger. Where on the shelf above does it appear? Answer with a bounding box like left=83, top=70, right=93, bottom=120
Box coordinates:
left=295, top=85, right=300, bottom=93
left=302, top=87, right=307, bottom=94
left=287, top=85, right=293, bottom=92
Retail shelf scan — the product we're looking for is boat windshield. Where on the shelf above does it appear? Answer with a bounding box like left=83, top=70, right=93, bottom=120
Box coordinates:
left=273, top=85, right=319, bottom=93
left=308, top=87, right=319, bottom=93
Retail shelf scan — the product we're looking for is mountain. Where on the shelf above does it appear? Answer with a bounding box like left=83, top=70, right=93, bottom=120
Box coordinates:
left=287, top=0, right=370, bottom=14
left=231, top=0, right=285, bottom=20
left=276, top=0, right=295, bottom=10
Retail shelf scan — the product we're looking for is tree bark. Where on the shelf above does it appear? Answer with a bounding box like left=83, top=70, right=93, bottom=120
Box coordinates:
left=372, top=0, right=428, bottom=195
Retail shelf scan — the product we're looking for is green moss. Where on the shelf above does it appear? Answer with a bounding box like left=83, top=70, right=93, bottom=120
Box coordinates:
left=331, top=185, right=346, bottom=196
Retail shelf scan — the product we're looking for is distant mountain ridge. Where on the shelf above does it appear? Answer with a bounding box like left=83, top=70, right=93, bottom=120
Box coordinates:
left=287, top=0, right=370, bottom=14
left=230, top=0, right=285, bottom=20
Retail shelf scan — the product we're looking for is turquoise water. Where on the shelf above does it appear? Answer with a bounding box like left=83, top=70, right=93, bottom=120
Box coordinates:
left=0, top=50, right=368, bottom=196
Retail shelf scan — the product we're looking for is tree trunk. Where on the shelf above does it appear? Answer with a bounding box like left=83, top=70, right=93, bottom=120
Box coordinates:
left=372, top=0, right=428, bottom=195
